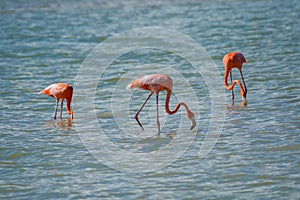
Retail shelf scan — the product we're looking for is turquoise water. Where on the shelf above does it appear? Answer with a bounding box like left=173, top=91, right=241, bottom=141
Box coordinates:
left=1, top=0, right=300, bottom=199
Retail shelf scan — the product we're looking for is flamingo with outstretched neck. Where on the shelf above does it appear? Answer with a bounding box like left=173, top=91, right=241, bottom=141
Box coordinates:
left=223, top=52, right=247, bottom=104
left=127, top=74, right=196, bottom=134
left=39, top=83, right=73, bottom=119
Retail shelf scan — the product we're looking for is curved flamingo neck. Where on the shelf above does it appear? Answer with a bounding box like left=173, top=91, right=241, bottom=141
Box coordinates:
left=164, top=89, right=193, bottom=116
left=224, top=69, right=245, bottom=94
left=164, top=89, right=195, bottom=129
left=66, top=97, right=72, bottom=113
left=65, top=86, right=73, bottom=118
left=165, top=89, right=181, bottom=115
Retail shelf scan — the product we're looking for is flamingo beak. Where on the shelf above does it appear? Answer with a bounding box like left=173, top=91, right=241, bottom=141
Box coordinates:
left=190, top=117, right=196, bottom=130
left=242, top=90, right=246, bottom=98
left=242, top=96, right=246, bottom=101
left=241, top=96, right=247, bottom=106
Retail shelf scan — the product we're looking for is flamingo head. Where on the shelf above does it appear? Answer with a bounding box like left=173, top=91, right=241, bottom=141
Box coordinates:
left=68, top=110, right=73, bottom=119
left=241, top=97, right=247, bottom=106
left=188, top=111, right=196, bottom=130
left=241, top=89, right=247, bottom=99
left=240, top=90, right=247, bottom=106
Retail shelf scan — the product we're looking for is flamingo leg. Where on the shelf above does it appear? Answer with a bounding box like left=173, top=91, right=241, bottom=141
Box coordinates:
left=54, top=99, right=59, bottom=119
left=240, top=70, right=247, bottom=96
left=134, top=92, right=153, bottom=131
left=156, top=94, right=161, bottom=135
left=60, top=99, right=63, bottom=119
left=230, top=71, right=234, bottom=102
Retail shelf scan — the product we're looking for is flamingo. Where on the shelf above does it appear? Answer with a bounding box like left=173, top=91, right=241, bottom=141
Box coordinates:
left=127, top=74, right=196, bottom=134
left=223, top=52, right=247, bottom=104
left=39, top=83, right=73, bottom=119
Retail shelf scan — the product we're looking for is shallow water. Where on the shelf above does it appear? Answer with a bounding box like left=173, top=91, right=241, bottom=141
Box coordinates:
left=1, top=0, right=300, bottom=199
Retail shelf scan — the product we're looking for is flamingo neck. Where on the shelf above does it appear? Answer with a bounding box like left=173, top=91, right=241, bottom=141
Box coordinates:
left=66, top=97, right=73, bottom=118
left=165, top=89, right=180, bottom=115
left=164, top=90, right=195, bottom=126
left=65, top=86, right=73, bottom=119
left=224, top=69, right=246, bottom=95
left=161, top=89, right=196, bottom=129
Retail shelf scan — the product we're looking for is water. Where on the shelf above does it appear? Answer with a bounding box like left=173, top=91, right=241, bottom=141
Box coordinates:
left=1, top=0, right=299, bottom=199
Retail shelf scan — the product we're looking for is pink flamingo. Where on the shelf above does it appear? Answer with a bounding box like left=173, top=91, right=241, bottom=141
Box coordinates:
left=223, top=52, right=247, bottom=103
left=127, top=74, right=196, bottom=134
left=39, top=83, right=73, bottom=119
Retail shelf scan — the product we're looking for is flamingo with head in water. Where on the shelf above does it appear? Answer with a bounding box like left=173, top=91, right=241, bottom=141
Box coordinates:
left=223, top=52, right=247, bottom=104
left=39, top=83, right=73, bottom=119
left=127, top=74, right=196, bottom=134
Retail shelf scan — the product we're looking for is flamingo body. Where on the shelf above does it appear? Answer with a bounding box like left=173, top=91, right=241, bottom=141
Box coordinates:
left=127, top=74, right=173, bottom=94
left=127, top=74, right=196, bottom=134
left=39, top=83, right=73, bottom=119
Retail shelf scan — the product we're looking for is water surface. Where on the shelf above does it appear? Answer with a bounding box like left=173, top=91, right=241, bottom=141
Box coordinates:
left=1, top=0, right=299, bottom=199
